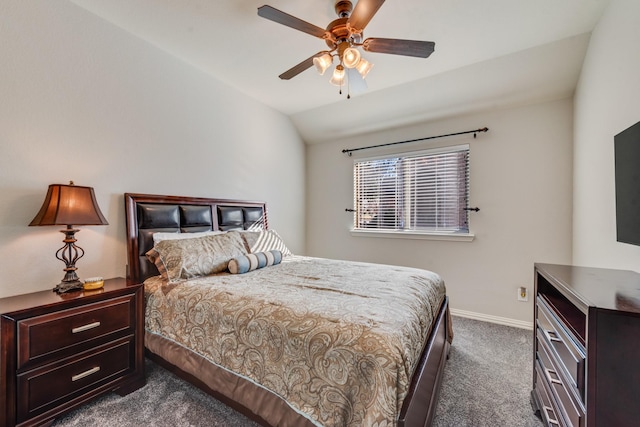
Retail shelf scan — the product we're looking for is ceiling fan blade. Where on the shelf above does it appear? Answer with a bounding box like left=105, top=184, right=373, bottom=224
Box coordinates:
left=363, top=38, right=435, bottom=58
left=347, top=0, right=385, bottom=34
left=278, top=52, right=325, bottom=80
left=258, top=5, right=330, bottom=40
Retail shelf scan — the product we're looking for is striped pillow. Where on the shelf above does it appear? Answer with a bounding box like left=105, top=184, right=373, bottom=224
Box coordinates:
left=238, top=229, right=292, bottom=257
left=228, top=250, right=283, bottom=274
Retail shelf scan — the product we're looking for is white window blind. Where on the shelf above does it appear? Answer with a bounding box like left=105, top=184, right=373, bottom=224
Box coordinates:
left=353, top=145, right=470, bottom=233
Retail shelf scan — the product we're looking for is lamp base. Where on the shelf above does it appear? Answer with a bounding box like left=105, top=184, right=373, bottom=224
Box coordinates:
left=53, top=280, right=84, bottom=294
left=52, top=226, right=86, bottom=294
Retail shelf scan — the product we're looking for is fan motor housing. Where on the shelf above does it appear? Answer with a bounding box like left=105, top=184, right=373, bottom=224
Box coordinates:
left=325, top=17, right=362, bottom=48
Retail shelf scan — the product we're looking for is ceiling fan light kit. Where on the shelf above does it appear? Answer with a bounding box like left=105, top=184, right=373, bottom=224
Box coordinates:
left=257, top=0, right=435, bottom=97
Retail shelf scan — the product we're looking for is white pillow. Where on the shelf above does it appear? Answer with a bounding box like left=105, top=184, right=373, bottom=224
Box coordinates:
left=152, top=230, right=224, bottom=245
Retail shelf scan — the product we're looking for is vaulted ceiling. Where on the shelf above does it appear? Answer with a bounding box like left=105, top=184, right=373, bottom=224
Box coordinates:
left=70, top=0, right=610, bottom=143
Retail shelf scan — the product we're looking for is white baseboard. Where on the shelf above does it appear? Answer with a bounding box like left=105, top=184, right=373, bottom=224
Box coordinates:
left=450, top=308, right=533, bottom=330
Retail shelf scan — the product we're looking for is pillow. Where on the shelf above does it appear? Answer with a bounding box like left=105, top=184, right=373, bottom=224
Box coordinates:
left=146, top=232, right=247, bottom=282
left=152, top=230, right=223, bottom=245
left=236, top=229, right=293, bottom=257
left=228, top=250, right=282, bottom=274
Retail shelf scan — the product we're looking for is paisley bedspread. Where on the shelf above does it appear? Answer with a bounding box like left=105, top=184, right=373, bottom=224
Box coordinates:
left=144, top=256, right=445, bottom=427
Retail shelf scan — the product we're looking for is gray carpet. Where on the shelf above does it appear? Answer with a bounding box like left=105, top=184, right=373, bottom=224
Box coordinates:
left=431, top=317, right=542, bottom=427
left=53, top=316, right=542, bottom=426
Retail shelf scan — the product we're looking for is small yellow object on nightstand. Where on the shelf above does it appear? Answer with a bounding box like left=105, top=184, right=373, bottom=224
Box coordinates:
left=83, top=277, right=104, bottom=290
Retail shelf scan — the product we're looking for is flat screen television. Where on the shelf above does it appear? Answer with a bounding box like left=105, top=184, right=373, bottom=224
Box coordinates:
left=615, top=120, right=640, bottom=246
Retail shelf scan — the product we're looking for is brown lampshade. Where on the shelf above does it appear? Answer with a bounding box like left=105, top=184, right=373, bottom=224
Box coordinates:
left=29, top=183, right=108, bottom=226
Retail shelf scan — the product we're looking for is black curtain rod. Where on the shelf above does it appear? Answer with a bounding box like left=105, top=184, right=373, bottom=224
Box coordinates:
left=342, top=127, right=489, bottom=156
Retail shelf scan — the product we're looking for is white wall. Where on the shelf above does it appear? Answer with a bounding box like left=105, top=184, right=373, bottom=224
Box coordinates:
left=306, top=99, right=573, bottom=324
left=573, top=0, right=640, bottom=270
left=0, top=1, right=305, bottom=297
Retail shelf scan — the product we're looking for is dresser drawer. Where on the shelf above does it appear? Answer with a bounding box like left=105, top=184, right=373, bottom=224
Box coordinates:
left=16, top=337, right=134, bottom=422
left=535, top=359, right=564, bottom=426
left=536, top=297, right=585, bottom=398
left=17, top=294, right=135, bottom=369
left=537, top=330, right=584, bottom=427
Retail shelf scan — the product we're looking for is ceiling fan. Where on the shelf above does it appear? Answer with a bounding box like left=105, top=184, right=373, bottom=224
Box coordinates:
left=257, top=0, right=435, bottom=94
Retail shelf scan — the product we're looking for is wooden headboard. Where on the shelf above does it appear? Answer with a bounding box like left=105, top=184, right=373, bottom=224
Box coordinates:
left=124, top=193, right=268, bottom=284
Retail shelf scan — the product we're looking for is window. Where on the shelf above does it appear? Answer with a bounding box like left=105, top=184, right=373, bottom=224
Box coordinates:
left=353, top=145, right=470, bottom=235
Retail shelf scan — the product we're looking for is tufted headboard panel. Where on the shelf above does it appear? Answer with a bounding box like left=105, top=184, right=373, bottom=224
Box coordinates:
left=124, top=193, right=267, bottom=283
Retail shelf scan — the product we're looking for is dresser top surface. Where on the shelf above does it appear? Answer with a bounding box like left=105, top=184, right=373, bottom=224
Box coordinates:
left=535, top=263, right=640, bottom=314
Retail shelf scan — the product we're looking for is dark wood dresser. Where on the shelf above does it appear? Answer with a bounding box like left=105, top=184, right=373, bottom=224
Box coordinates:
left=0, top=278, right=145, bottom=426
left=532, top=263, right=640, bottom=427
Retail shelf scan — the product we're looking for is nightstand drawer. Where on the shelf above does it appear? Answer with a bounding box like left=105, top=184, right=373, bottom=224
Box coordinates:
left=16, top=337, right=134, bottom=423
left=17, top=294, right=135, bottom=369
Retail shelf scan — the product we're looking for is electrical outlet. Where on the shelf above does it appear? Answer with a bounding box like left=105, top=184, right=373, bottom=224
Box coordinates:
left=517, top=286, right=528, bottom=302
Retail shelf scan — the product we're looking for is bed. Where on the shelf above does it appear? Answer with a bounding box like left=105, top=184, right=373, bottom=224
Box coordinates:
left=124, top=193, right=452, bottom=427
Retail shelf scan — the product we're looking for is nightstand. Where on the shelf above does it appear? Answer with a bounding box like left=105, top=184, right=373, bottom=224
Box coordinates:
left=0, top=278, right=145, bottom=427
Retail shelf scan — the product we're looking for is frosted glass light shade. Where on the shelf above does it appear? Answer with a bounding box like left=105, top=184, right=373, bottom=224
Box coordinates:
left=330, top=65, right=345, bottom=86
left=342, top=47, right=361, bottom=68
left=313, top=53, right=333, bottom=75
left=356, top=58, right=373, bottom=78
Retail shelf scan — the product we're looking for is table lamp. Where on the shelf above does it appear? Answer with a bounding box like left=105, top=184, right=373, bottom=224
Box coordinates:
left=29, top=181, right=108, bottom=293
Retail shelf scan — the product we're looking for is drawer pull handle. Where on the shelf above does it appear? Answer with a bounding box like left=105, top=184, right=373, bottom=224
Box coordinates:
left=543, top=406, right=560, bottom=426
left=544, top=367, right=563, bottom=385
left=72, top=322, right=101, bottom=334
left=71, top=366, right=100, bottom=382
left=544, top=329, right=562, bottom=343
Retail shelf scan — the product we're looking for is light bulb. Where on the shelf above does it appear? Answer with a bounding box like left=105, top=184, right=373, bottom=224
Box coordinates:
left=330, top=65, right=345, bottom=86
left=356, top=58, right=373, bottom=78
left=313, top=53, right=333, bottom=75
left=342, top=47, right=361, bottom=68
